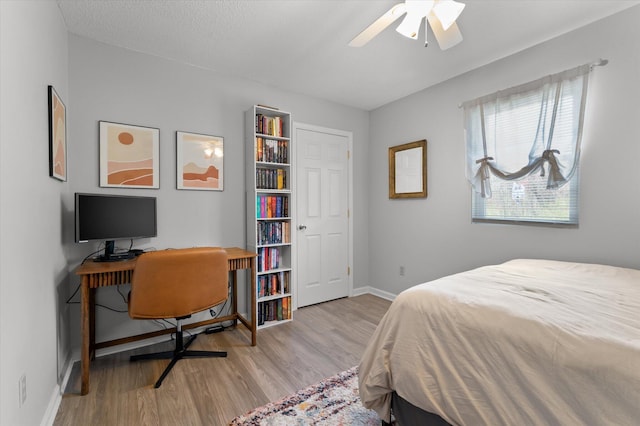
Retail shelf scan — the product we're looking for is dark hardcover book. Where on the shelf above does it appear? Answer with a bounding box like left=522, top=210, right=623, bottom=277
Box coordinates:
left=258, top=302, right=265, bottom=326
left=277, top=298, right=283, bottom=321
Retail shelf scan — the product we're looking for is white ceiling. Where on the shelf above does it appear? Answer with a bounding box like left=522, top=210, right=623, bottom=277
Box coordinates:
left=56, top=0, right=639, bottom=111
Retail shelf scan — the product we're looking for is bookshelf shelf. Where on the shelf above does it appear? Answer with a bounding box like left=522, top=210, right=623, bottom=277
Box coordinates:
left=256, top=266, right=291, bottom=274
left=258, top=292, right=292, bottom=303
left=246, top=105, right=294, bottom=328
left=256, top=189, right=291, bottom=194
left=256, top=161, right=289, bottom=166
left=256, top=133, right=289, bottom=140
left=257, top=243, right=292, bottom=248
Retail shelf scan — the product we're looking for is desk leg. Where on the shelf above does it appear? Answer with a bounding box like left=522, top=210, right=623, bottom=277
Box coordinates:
left=89, top=286, right=96, bottom=359
left=80, top=278, right=90, bottom=395
left=231, top=270, right=238, bottom=328
left=250, top=257, right=257, bottom=346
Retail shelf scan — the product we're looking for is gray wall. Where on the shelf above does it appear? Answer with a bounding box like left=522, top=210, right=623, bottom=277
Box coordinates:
left=368, top=6, right=640, bottom=296
left=0, top=1, right=69, bottom=425
left=66, top=35, right=371, bottom=352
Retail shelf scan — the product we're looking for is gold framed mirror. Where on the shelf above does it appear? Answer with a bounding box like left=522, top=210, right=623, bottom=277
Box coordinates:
left=389, top=139, right=427, bottom=199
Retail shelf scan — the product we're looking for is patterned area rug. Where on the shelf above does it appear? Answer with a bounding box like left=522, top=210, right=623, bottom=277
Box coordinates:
left=229, top=366, right=382, bottom=425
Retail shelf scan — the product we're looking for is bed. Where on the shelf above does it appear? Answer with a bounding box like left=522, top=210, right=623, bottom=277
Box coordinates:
left=358, top=259, right=640, bottom=425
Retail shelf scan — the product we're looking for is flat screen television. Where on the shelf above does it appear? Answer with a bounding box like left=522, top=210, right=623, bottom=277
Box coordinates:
left=75, top=193, right=157, bottom=261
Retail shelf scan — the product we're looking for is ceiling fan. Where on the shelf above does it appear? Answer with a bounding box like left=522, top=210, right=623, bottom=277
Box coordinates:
left=349, top=0, right=465, bottom=50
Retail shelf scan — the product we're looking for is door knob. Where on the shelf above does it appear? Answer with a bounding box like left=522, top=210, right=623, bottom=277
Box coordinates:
left=298, top=224, right=307, bottom=230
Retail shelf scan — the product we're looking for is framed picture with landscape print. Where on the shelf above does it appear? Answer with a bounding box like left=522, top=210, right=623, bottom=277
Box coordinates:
left=389, top=139, right=427, bottom=199
left=48, top=85, right=67, bottom=181
left=176, top=131, right=224, bottom=191
left=99, top=121, right=160, bottom=188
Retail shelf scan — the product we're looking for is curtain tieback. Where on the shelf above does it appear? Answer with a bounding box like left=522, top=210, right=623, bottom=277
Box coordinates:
left=541, top=149, right=566, bottom=188
left=539, top=149, right=560, bottom=177
left=475, top=157, right=494, bottom=198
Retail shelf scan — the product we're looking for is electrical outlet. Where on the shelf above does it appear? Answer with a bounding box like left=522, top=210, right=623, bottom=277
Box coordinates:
left=399, top=266, right=405, bottom=276
left=19, top=374, right=26, bottom=406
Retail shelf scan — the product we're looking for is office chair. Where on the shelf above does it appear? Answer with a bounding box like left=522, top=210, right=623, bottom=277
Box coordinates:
left=128, top=247, right=229, bottom=388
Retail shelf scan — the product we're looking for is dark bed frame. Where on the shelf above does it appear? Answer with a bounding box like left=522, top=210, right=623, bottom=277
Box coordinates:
left=381, top=392, right=452, bottom=426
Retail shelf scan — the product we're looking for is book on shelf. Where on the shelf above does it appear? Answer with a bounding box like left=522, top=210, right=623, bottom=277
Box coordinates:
left=257, top=296, right=291, bottom=325
left=280, top=140, right=288, bottom=164
left=269, top=196, right=275, bottom=218
left=256, top=138, right=288, bottom=163
left=257, top=271, right=290, bottom=298
left=256, top=114, right=285, bottom=138
left=257, top=247, right=283, bottom=272
left=282, top=297, right=290, bottom=319
left=256, top=221, right=291, bottom=245
left=255, top=168, right=287, bottom=190
left=276, top=196, right=282, bottom=217
left=277, top=169, right=284, bottom=189
left=256, top=137, right=263, bottom=161
left=258, top=303, right=264, bottom=325
left=256, top=195, right=289, bottom=218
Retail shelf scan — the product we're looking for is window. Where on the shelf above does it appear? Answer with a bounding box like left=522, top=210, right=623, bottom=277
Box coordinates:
left=463, top=64, right=593, bottom=226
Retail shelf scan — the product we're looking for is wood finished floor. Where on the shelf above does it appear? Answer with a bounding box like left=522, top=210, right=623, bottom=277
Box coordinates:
left=54, top=294, right=391, bottom=426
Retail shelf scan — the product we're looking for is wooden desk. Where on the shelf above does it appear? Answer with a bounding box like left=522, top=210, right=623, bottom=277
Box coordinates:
left=74, top=247, right=256, bottom=395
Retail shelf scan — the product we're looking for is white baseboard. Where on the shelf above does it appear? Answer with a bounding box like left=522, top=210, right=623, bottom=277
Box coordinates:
left=95, top=334, right=173, bottom=358
left=58, top=354, right=74, bottom=398
left=352, top=286, right=397, bottom=301
left=40, top=384, right=62, bottom=426
left=41, top=349, right=76, bottom=426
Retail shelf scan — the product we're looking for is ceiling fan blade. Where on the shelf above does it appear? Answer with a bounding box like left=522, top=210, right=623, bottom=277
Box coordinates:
left=349, top=3, right=407, bottom=47
left=427, top=14, right=463, bottom=50
left=396, top=12, right=424, bottom=40
left=432, top=0, right=465, bottom=31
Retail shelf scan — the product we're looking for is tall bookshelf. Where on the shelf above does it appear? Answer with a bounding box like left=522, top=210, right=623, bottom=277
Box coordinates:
left=245, top=105, right=293, bottom=328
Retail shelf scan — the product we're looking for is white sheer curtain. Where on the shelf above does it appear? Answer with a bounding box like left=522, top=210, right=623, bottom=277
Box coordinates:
left=463, top=64, right=591, bottom=199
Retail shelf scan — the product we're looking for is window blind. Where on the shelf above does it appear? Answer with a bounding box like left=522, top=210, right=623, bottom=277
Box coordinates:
left=463, top=63, right=595, bottom=226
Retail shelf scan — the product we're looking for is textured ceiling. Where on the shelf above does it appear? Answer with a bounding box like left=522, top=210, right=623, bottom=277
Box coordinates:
left=56, top=0, right=640, bottom=111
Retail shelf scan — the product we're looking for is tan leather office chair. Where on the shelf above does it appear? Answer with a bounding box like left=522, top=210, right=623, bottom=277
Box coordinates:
left=128, top=247, right=229, bottom=388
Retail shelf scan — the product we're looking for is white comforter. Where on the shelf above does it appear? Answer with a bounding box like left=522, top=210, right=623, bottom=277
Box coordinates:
left=358, top=259, right=640, bottom=425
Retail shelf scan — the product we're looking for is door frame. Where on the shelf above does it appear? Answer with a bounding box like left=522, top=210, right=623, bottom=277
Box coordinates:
left=292, top=122, right=353, bottom=311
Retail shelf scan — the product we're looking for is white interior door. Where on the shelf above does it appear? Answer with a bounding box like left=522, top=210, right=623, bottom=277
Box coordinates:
left=295, top=124, right=351, bottom=308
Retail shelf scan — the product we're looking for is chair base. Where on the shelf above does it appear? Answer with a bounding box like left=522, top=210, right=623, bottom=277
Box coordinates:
left=130, top=329, right=226, bottom=388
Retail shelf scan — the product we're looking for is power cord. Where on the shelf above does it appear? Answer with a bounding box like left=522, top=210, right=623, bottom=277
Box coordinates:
left=80, top=240, right=141, bottom=265
left=205, top=285, right=233, bottom=333
left=65, top=285, right=129, bottom=313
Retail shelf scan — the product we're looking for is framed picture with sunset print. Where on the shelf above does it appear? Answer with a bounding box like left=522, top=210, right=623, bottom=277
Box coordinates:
left=176, top=131, right=224, bottom=191
left=99, top=121, right=160, bottom=188
left=48, top=85, right=67, bottom=181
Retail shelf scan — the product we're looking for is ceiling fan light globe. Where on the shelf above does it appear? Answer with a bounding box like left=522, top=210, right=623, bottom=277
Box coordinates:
left=433, top=0, right=465, bottom=31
